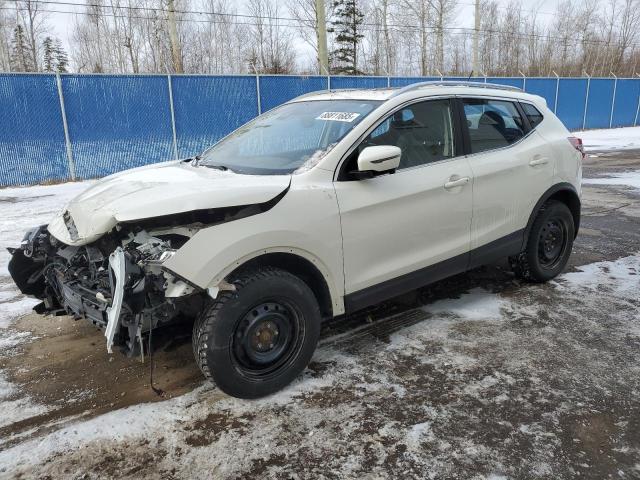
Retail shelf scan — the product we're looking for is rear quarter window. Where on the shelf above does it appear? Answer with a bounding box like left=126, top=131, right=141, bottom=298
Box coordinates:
left=521, top=103, right=544, bottom=128
left=461, top=98, right=526, bottom=154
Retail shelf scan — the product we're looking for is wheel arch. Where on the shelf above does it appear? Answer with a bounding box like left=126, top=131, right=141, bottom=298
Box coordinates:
left=222, top=250, right=339, bottom=319
left=522, top=183, right=581, bottom=250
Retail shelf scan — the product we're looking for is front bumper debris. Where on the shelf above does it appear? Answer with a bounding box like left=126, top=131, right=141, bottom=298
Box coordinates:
left=105, top=247, right=126, bottom=354
left=8, top=226, right=202, bottom=355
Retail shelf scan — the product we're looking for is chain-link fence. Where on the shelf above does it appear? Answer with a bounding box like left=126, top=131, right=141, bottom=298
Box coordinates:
left=1, top=73, right=639, bottom=186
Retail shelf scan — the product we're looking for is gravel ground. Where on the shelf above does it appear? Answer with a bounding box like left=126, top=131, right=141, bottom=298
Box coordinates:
left=0, top=148, right=639, bottom=479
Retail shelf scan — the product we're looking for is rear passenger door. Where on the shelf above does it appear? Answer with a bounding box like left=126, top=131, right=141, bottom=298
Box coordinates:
left=460, top=97, right=554, bottom=265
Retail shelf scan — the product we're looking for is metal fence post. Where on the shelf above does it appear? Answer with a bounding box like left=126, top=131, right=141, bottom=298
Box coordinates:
left=582, top=72, right=591, bottom=130
left=553, top=71, right=560, bottom=114
left=609, top=72, right=617, bottom=128
left=167, top=74, right=179, bottom=160
left=55, top=72, right=76, bottom=181
left=256, top=74, right=262, bottom=115
left=635, top=74, right=640, bottom=127
left=519, top=70, right=526, bottom=91
left=327, top=74, right=331, bottom=90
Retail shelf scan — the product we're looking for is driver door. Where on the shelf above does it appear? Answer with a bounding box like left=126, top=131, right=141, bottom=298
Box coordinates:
left=333, top=98, right=474, bottom=311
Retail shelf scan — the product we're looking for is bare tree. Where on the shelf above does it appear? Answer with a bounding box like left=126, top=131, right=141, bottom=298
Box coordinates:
left=247, top=0, right=296, bottom=74
left=430, top=0, right=457, bottom=73
left=2, top=0, right=639, bottom=77
left=399, top=0, right=430, bottom=75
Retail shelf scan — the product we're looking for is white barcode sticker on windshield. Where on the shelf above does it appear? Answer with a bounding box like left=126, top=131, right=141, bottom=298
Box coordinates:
left=316, top=112, right=361, bottom=122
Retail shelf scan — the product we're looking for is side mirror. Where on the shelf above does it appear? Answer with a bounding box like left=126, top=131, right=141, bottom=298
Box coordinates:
left=356, top=146, right=401, bottom=178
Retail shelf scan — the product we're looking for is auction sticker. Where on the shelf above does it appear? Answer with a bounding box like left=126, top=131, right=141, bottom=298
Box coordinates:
left=316, top=112, right=361, bottom=122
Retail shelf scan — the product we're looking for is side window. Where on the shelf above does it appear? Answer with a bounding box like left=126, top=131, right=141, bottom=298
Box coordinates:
left=359, top=99, right=456, bottom=170
left=462, top=99, right=525, bottom=154
left=521, top=102, right=544, bottom=129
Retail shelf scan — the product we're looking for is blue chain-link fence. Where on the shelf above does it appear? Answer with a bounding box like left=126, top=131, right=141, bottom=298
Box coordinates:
left=1, top=73, right=639, bottom=186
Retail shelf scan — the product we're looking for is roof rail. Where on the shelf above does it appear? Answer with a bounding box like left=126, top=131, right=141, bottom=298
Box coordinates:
left=389, top=80, right=522, bottom=98
left=292, top=88, right=357, bottom=101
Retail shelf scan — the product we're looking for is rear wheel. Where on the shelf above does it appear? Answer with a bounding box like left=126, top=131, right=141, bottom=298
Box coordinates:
left=192, top=267, right=321, bottom=399
left=511, top=200, right=575, bottom=282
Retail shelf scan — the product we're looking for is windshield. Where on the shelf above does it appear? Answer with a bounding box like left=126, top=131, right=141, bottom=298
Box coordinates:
left=199, top=99, right=381, bottom=174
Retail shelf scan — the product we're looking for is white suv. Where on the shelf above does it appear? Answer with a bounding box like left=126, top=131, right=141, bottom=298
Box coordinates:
left=9, top=82, right=583, bottom=398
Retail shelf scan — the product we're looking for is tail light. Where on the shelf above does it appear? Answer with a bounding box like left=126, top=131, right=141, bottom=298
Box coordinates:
left=568, top=136, right=585, bottom=159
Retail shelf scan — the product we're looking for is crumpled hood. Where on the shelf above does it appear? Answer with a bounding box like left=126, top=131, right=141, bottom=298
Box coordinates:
left=48, top=160, right=291, bottom=246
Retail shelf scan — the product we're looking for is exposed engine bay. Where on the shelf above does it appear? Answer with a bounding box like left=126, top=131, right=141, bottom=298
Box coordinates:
left=8, top=225, right=204, bottom=356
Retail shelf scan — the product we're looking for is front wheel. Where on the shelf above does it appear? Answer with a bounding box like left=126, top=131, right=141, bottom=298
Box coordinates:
left=510, top=200, right=575, bottom=282
left=192, top=267, right=321, bottom=399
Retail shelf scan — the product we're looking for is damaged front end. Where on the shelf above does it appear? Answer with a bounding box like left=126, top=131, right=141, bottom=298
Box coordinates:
left=8, top=225, right=203, bottom=356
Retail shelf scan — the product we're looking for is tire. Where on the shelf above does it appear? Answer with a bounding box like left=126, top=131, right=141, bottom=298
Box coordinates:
left=192, top=267, right=321, bottom=399
left=511, top=200, right=575, bottom=282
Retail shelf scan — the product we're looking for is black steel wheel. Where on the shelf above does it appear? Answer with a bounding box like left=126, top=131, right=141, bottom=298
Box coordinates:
left=232, top=300, right=305, bottom=379
left=537, top=217, right=570, bottom=270
left=511, top=200, right=575, bottom=282
left=192, top=267, right=321, bottom=399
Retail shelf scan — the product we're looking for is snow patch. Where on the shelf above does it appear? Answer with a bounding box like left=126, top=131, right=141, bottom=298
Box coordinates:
left=422, top=288, right=506, bottom=321
left=583, top=170, right=640, bottom=191
left=554, top=254, right=640, bottom=297
left=0, top=180, right=92, bottom=275
left=406, top=421, right=433, bottom=448
left=0, top=331, right=32, bottom=351
left=0, top=385, right=210, bottom=466
left=0, top=297, right=40, bottom=329
left=0, top=373, right=50, bottom=430
left=576, top=126, right=640, bottom=151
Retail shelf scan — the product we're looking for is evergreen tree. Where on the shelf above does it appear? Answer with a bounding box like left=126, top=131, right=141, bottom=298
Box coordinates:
left=327, top=0, right=364, bottom=75
left=10, top=24, right=34, bottom=72
left=54, top=39, right=69, bottom=73
left=42, top=36, right=55, bottom=72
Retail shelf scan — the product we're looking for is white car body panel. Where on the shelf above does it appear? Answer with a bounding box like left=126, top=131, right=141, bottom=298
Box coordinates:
left=334, top=158, right=473, bottom=294
left=48, top=160, right=290, bottom=246
left=162, top=170, right=347, bottom=315
left=466, top=129, right=556, bottom=251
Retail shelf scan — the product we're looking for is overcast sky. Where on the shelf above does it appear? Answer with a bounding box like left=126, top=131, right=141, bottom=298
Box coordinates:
left=42, top=0, right=566, bottom=69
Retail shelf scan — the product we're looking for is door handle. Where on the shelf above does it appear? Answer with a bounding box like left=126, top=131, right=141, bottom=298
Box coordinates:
left=444, top=176, right=470, bottom=189
left=529, top=157, right=549, bottom=167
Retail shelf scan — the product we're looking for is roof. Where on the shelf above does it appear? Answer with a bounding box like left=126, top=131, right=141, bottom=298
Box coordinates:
left=289, top=81, right=541, bottom=105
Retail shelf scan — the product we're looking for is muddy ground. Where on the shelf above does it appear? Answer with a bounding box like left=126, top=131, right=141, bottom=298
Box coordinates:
left=0, top=150, right=639, bottom=479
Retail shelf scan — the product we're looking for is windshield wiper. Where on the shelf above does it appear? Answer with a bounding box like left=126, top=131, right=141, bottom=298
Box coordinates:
left=188, top=155, right=202, bottom=166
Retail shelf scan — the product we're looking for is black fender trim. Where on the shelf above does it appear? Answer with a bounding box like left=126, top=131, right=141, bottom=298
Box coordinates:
left=344, top=252, right=469, bottom=314
left=120, top=181, right=291, bottom=231
left=521, top=183, right=581, bottom=250
left=468, top=229, right=524, bottom=270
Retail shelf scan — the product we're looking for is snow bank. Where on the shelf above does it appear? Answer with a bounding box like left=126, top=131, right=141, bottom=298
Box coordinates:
left=0, top=181, right=91, bottom=275
left=576, top=126, right=640, bottom=151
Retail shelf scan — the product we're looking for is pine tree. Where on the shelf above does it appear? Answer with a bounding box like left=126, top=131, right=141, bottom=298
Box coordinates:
left=327, top=0, right=364, bottom=75
left=42, top=36, right=55, bottom=72
left=54, top=39, right=69, bottom=73
left=10, top=24, right=33, bottom=72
